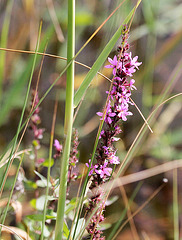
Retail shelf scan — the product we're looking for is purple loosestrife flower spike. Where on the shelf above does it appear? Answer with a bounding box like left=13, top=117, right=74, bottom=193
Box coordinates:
left=86, top=25, right=142, bottom=239
left=30, top=90, right=45, bottom=167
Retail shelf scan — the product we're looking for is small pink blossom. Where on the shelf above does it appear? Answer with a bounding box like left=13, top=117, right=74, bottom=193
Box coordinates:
left=129, top=79, right=137, bottom=90
left=130, top=55, right=142, bottom=69
left=54, top=139, right=62, bottom=152
left=105, top=55, right=121, bottom=76
left=95, top=162, right=112, bottom=178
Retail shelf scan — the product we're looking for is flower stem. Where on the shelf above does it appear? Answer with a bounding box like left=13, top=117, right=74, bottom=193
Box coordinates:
left=54, top=0, right=75, bottom=239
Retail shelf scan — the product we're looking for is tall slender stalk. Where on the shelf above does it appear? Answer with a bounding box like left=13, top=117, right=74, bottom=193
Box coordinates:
left=54, top=0, right=75, bottom=239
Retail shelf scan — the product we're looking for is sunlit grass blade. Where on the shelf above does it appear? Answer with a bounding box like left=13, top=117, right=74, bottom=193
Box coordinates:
left=0, top=22, right=42, bottom=197
left=0, top=0, right=14, bottom=101
left=73, top=0, right=142, bottom=108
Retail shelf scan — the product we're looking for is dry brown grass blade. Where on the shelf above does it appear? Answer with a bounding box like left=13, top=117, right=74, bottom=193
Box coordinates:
left=116, top=92, right=182, bottom=178
left=46, top=0, right=65, bottom=42
left=0, top=224, right=32, bottom=240
left=119, top=184, right=140, bottom=240
left=130, top=97, right=153, bottom=133
left=0, top=198, right=22, bottom=223
left=0, top=47, right=112, bottom=84
left=0, top=148, right=31, bottom=168
left=11, top=200, right=23, bottom=223
left=104, top=159, right=182, bottom=190
left=112, top=183, right=166, bottom=239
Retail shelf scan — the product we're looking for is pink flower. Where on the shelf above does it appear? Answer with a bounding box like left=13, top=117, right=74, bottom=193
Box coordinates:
left=123, top=65, right=136, bottom=77
left=109, top=154, right=120, bottom=164
left=105, top=55, right=121, bottom=76
left=34, top=128, right=44, bottom=139
left=129, top=79, right=137, bottom=90
left=117, top=104, right=133, bottom=121
left=95, top=162, right=112, bottom=178
left=130, top=55, right=142, bottom=69
left=54, top=139, right=62, bottom=152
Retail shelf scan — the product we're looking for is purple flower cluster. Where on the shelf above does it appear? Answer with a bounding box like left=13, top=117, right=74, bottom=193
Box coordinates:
left=86, top=26, right=142, bottom=239
left=30, top=90, right=44, bottom=142
left=30, top=90, right=45, bottom=167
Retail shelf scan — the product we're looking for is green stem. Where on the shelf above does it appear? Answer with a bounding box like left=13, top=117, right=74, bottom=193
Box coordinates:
left=54, top=0, right=75, bottom=239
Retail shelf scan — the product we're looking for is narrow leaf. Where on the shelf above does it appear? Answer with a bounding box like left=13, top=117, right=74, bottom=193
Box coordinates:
left=73, top=1, right=141, bottom=108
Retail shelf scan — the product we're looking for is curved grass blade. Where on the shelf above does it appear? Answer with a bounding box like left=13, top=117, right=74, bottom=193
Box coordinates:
left=73, top=0, right=142, bottom=108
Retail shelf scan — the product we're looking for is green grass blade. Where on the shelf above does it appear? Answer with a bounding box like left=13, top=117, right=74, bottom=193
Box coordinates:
left=0, top=0, right=14, bottom=101
left=54, top=0, right=75, bottom=238
left=73, top=0, right=142, bottom=108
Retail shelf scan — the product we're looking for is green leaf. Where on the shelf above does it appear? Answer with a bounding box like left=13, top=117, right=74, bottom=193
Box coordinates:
left=63, top=222, right=70, bottom=238
left=25, top=180, right=37, bottom=189
left=73, top=1, right=142, bottom=108
left=37, top=195, right=45, bottom=211
left=41, top=158, right=54, bottom=167
left=34, top=170, right=51, bottom=187
left=65, top=197, right=78, bottom=214
left=30, top=195, right=47, bottom=211
left=30, top=199, right=36, bottom=209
